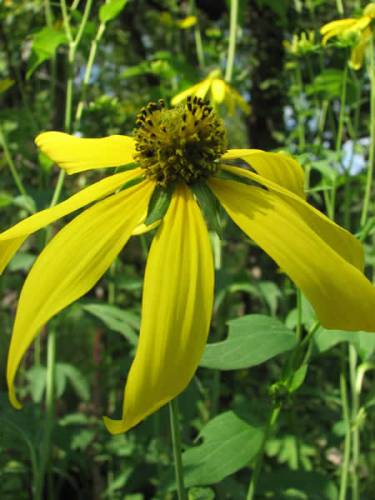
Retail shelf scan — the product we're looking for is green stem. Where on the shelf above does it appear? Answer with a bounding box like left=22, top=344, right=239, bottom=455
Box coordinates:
left=169, top=400, right=187, bottom=500
left=360, top=39, right=375, bottom=227
left=336, top=0, right=344, bottom=15
left=349, top=345, right=360, bottom=500
left=75, top=21, right=107, bottom=126
left=224, top=0, right=238, bottom=83
left=339, top=347, right=352, bottom=500
left=0, top=127, right=29, bottom=199
left=35, top=330, right=56, bottom=500
left=295, top=65, right=306, bottom=152
left=246, top=405, right=281, bottom=500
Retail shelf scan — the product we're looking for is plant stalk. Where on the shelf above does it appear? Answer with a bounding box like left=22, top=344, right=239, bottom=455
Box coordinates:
left=169, top=400, right=187, bottom=500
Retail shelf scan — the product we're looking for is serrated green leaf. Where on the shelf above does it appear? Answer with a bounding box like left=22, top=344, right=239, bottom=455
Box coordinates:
left=145, top=184, right=173, bottom=225
left=82, top=303, right=139, bottom=346
left=200, top=315, right=297, bottom=370
left=191, top=182, right=222, bottom=236
left=27, top=27, right=68, bottom=79
left=59, top=363, right=90, bottom=401
left=26, top=366, right=46, bottom=403
left=99, top=0, right=128, bottom=23
left=182, top=411, right=264, bottom=487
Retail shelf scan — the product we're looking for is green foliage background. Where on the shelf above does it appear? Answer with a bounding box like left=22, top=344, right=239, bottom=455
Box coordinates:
left=1, top=0, right=375, bottom=499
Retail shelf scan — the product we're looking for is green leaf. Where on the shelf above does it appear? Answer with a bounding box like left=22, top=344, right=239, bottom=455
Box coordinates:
left=258, top=470, right=338, bottom=500
left=26, top=366, right=46, bottom=403
left=145, top=184, right=173, bottom=225
left=59, top=363, right=90, bottom=401
left=99, top=0, right=128, bottom=23
left=0, top=191, right=14, bottom=208
left=314, top=328, right=375, bottom=361
left=182, top=411, right=264, bottom=487
left=289, top=363, right=308, bottom=393
left=200, top=315, right=297, bottom=370
left=0, top=79, right=15, bottom=94
left=82, top=303, right=139, bottom=346
left=191, top=182, right=222, bottom=236
left=27, top=27, right=68, bottom=79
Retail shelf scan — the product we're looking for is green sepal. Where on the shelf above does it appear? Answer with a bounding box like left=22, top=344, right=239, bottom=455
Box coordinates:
left=120, top=175, right=144, bottom=191
left=191, top=181, right=223, bottom=237
left=114, top=161, right=139, bottom=173
left=215, top=168, right=260, bottom=188
left=145, top=184, right=174, bottom=226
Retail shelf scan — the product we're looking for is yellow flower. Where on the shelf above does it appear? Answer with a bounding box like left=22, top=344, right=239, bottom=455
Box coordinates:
left=3, top=97, right=375, bottom=434
left=171, top=70, right=250, bottom=115
left=320, top=3, right=375, bottom=70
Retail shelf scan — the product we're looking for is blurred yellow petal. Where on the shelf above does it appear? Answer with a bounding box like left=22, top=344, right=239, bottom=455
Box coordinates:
left=177, top=15, right=197, bottom=29
left=211, top=79, right=226, bottom=103
left=104, top=185, right=214, bottom=433
left=35, top=132, right=137, bottom=174
left=171, top=79, right=212, bottom=106
left=320, top=18, right=356, bottom=36
left=220, top=165, right=363, bottom=270
left=7, top=180, right=154, bottom=408
left=0, top=169, right=142, bottom=274
left=210, top=178, right=375, bottom=331
left=222, top=149, right=305, bottom=199
left=349, top=27, right=372, bottom=69
left=132, top=219, right=160, bottom=235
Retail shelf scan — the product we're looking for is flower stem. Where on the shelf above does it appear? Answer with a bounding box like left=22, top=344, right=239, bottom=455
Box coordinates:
left=169, top=399, right=187, bottom=500
left=246, top=405, right=281, bottom=500
left=349, top=345, right=360, bottom=500
left=224, top=0, right=238, bottom=83
left=35, top=330, right=56, bottom=500
left=339, top=346, right=351, bottom=500
left=0, top=126, right=29, bottom=199
left=360, top=38, right=375, bottom=227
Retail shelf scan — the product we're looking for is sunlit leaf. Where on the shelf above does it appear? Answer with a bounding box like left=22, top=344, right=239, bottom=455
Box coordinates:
left=200, top=315, right=297, bottom=370
left=182, top=411, right=264, bottom=486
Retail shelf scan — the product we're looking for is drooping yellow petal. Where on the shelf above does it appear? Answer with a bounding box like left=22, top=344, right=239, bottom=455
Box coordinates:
left=35, top=132, right=137, bottom=174
left=222, top=149, right=305, bottom=199
left=220, top=164, right=363, bottom=270
left=104, top=185, right=214, bottom=433
left=211, top=79, right=226, bottom=103
left=7, top=180, right=154, bottom=408
left=0, top=169, right=142, bottom=274
left=210, top=178, right=375, bottom=331
left=320, top=18, right=357, bottom=44
left=171, top=78, right=212, bottom=106
left=349, top=27, right=372, bottom=69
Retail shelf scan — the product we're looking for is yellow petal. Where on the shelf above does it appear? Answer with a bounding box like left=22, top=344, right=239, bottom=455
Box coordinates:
left=222, top=149, right=305, bottom=199
left=7, top=180, right=154, bottom=408
left=349, top=27, right=372, bottom=70
left=104, top=185, right=214, bottom=433
left=320, top=18, right=356, bottom=37
left=0, top=169, right=142, bottom=274
left=35, top=132, right=137, bottom=174
left=211, top=79, right=226, bottom=103
left=210, top=178, right=375, bottom=331
left=220, top=164, right=363, bottom=270
left=171, top=78, right=212, bottom=106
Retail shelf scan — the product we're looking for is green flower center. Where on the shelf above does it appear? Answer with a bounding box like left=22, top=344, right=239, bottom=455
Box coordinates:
left=133, top=98, right=227, bottom=186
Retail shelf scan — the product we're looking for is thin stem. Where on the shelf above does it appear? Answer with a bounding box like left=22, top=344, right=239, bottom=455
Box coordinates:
left=360, top=39, right=375, bottom=227
left=35, top=331, right=56, bottom=500
left=0, top=127, right=29, bottom=199
left=329, top=63, right=348, bottom=220
left=75, top=22, right=106, bottom=126
left=339, top=347, right=352, bottom=500
left=349, top=345, right=360, bottom=500
left=224, top=0, right=238, bottom=83
left=169, top=400, right=187, bottom=500
left=336, top=0, right=344, bottom=15
left=295, top=65, right=306, bottom=152
left=246, top=405, right=281, bottom=500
